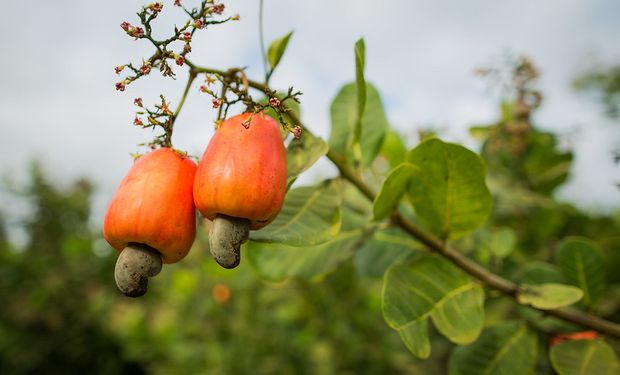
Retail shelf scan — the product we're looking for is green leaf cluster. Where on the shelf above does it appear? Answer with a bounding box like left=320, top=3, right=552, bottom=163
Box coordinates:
left=242, top=44, right=620, bottom=372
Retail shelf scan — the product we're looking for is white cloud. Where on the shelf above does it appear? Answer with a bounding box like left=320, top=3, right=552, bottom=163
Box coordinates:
left=0, top=0, right=619, bottom=228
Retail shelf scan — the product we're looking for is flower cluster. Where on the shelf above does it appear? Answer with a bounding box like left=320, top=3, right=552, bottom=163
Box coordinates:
left=114, top=0, right=303, bottom=151
left=198, top=71, right=303, bottom=138
left=120, top=22, right=145, bottom=39
left=132, top=95, right=176, bottom=148
left=115, top=0, right=236, bottom=92
left=261, top=87, right=304, bottom=139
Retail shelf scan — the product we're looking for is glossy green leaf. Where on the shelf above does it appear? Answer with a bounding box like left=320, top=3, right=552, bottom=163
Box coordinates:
left=354, top=228, right=420, bottom=277
left=382, top=254, right=484, bottom=345
left=407, top=138, right=492, bottom=239
left=380, top=130, right=408, bottom=168
left=449, top=323, right=538, bottom=375
left=285, top=132, right=329, bottom=188
left=245, top=228, right=362, bottom=281
left=250, top=180, right=341, bottom=246
left=550, top=339, right=620, bottom=375
left=329, top=82, right=389, bottom=167
left=514, top=265, right=573, bottom=334
left=517, top=283, right=583, bottom=309
left=373, top=163, right=421, bottom=220
left=555, top=237, right=606, bottom=309
left=398, top=319, right=430, bottom=359
left=267, top=31, right=293, bottom=72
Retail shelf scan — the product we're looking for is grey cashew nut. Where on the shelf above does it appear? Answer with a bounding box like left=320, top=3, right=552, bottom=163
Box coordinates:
left=114, top=243, right=163, bottom=297
left=209, top=214, right=250, bottom=269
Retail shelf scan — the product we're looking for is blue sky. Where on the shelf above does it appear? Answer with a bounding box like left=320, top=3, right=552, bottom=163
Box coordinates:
left=0, top=0, right=619, bottom=231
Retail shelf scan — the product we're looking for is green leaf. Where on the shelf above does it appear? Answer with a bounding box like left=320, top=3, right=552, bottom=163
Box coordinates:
left=373, top=163, right=421, bottom=220
left=550, top=339, right=620, bottom=375
left=408, top=138, right=492, bottom=239
left=555, top=237, right=606, bottom=309
left=354, top=38, right=366, bottom=144
left=449, top=323, right=538, bottom=375
left=285, top=132, right=329, bottom=188
left=341, top=182, right=373, bottom=218
left=380, top=130, right=408, bottom=168
left=245, top=228, right=361, bottom=281
left=382, top=254, right=484, bottom=346
left=514, top=265, right=573, bottom=333
left=354, top=227, right=420, bottom=277
left=250, top=180, right=341, bottom=246
left=523, top=131, right=573, bottom=195
left=517, top=283, right=583, bottom=309
left=398, top=319, right=431, bottom=359
left=267, top=31, right=293, bottom=72
left=329, top=82, right=389, bottom=167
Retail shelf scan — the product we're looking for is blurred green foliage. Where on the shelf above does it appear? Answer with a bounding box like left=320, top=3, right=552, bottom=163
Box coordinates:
left=574, top=64, right=620, bottom=118
left=0, top=165, right=440, bottom=375
left=0, top=164, right=141, bottom=374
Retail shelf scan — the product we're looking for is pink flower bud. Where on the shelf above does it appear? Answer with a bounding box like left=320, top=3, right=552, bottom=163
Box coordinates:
left=161, top=101, right=171, bottom=115
left=115, top=65, right=125, bottom=74
left=132, top=27, right=145, bottom=38
left=175, top=55, right=185, bottom=66
left=212, top=4, right=225, bottom=14
left=194, top=19, right=204, bottom=29
left=212, top=98, right=222, bottom=108
left=120, top=22, right=131, bottom=31
left=181, top=31, right=192, bottom=42
left=292, top=126, right=302, bottom=139
left=139, top=64, right=151, bottom=75
left=174, top=0, right=182, bottom=6
left=115, top=82, right=126, bottom=91
left=149, top=2, right=163, bottom=13
left=269, top=97, right=281, bottom=107
left=133, top=116, right=144, bottom=126
left=134, top=97, right=144, bottom=107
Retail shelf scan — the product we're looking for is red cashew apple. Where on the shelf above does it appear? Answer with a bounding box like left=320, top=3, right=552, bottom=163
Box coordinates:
left=194, top=112, right=287, bottom=268
left=104, top=147, right=197, bottom=297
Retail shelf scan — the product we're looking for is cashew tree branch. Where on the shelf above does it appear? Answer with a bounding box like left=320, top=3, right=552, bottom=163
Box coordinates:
left=184, top=63, right=620, bottom=339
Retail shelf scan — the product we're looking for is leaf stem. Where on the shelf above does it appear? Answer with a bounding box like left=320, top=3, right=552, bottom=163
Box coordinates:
left=173, top=71, right=196, bottom=121
left=166, top=71, right=197, bottom=147
left=258, top=0, right=268, bottom=83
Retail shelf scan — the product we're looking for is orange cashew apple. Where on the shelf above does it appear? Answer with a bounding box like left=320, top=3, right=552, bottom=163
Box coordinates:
left=193, top=112, right=287, bottom=268
left=103, top=147, right=197, bottom=297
